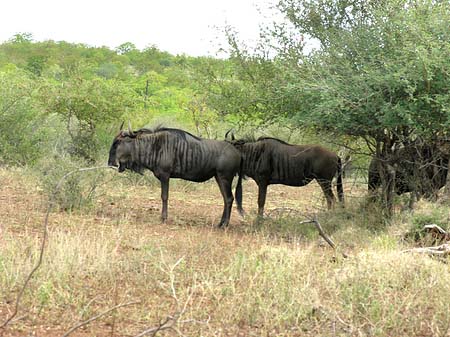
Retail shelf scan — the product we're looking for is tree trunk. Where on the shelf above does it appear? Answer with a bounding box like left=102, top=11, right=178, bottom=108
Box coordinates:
left=380, top=162, right=396, bottom=217
left=375, top=137, right=398, bottom=218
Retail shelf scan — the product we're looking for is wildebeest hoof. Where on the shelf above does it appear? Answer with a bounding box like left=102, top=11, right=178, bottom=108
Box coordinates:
left=217, top=222, right=228, bottom=228
left=237, top=209, right=246, bottom=218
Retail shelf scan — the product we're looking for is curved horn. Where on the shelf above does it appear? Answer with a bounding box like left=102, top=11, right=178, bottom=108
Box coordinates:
left=225, top=129, right=232, bottom=140
left=119, top=121, right=124, bottom=131
left=225, top=128, right=236, bottom=141
left=128, top=120, right=135, bottom=135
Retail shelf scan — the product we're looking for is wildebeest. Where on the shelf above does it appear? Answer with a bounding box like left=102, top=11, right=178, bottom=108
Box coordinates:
left=368, top=143, right=449, bottom=203
left=226, top=133, right=344, bottom=216
left=108, top=124, right=242, bottom=227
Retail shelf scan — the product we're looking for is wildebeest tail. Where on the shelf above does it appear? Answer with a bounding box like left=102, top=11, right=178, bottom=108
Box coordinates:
left=337, top=157, right=345, bottom=204
left=235, top=157, right=245, bottom=217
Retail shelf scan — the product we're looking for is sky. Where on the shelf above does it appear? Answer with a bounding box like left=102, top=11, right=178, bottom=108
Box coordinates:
left=0, top=0, right=276, bottom=57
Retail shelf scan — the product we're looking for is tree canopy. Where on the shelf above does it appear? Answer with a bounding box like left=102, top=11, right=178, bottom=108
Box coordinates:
left=0, top=35, right=225, bottom=164
left=197, top=0, right=450, bottom=213
left=207, top=0, right=450, bottom=144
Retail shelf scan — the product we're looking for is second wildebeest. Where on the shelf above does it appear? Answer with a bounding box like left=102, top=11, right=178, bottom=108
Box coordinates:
left=368, top=142, right=449, bottom=204
left=226, top=132, right=344, bottom=216
left=108, top=124, right=242, bottom=227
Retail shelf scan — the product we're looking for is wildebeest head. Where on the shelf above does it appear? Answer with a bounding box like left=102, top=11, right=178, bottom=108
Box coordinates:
left=108, top=122, right=144, bottom=174
left=224, top=130, right=251, bottom=149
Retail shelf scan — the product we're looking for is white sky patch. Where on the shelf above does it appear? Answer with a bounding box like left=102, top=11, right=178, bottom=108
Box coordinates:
left=0, top=0, right=276, bottom=56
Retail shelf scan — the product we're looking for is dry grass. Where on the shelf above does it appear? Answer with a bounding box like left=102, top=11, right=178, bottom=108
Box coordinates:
left=1, top=167, right=450, bottom=337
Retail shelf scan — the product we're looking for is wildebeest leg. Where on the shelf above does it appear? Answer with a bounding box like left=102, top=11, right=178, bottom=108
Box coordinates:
left=160, top=177, right=170, bottom=223
left=407, top=192, right=416, bottom=211
left=257, top=182, right=268, bottom=218
left=215, top=175, right=234, bottom=227
left=318, top=179, right=335, bottom=209
left=368, top=164, right=381, bottom=202
left=406, top=191, right=421, bottom=211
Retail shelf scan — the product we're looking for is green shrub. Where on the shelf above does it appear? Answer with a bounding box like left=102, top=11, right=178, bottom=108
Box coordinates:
left=405, top=207, right=449, bottom=244
left=0, top=66, right=45, bottom=165
left=36, top=154, right=107, bottom=211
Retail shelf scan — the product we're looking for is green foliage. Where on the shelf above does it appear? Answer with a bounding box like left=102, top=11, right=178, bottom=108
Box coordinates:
left=184, top=95, right=220, bottom=138
left=0, top=65, right=46, bottom=165
left=288, top=0, right=450, bottom=141
left=0, top=36, right=230, bottom=167
left=412, top=212, right=449, bottom=231
left=37, top=154, right=107, bottom=211
left=200, top=0, right=450, bottom=215
left=406, top=206, right=450, bottom=244
left=37, top=281, right=54, bottom=307
left=37, top=62, right=139, bottom=161
left=9, top=32, right=33, bottom=44
left=193, top=56, right=280, bottom=127
left=199, top=0, right=450, bottom=143
left=115, top=42, right=137, bottom=55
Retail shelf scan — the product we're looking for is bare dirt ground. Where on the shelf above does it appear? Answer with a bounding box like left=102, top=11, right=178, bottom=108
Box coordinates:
left=2, top=168, right=449, bottom=337
left=0, top=168, right=337, bottom=337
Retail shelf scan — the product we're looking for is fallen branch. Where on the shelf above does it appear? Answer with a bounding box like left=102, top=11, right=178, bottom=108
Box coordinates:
left=0, top=166, right=116, bottom=331
left=299, top=216, right=349, bottom=258
left=403, top=243, right=450, bottom=257
left=61, top=300, right=141, bottom=337
left=134, top=313, right=182, bottom=337
left=134, top=256, right=203, bottom=337
left=422, top=224, right=450, bottom=241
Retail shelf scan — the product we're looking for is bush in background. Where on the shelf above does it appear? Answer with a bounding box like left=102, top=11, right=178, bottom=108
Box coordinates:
left=0, top=65, right=46, bottom=165
left=36, top=153, right=108, bottom=211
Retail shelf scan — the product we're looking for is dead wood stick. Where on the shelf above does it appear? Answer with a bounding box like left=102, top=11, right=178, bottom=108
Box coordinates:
left=403, top=243, right=450, bottom=256
left=0, top=166, right=116, bottom=330
left=422, top=224, right=450, bottom=241
left=423, top=224, right=448, bottom=235
left=299, top=217, right=349, bottom=258
left=134, top=313, right=181, bottom=337
left=135, top=256, right=197, bottom=337
left=60, top=300, right=141, bottom=337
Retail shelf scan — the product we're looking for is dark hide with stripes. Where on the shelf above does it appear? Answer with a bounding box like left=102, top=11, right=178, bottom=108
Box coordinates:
left=108, top=126, right=242, bottom=227
left=368, top=143, right=449, bottom=201
left=229, top=137, right=344, bottom=216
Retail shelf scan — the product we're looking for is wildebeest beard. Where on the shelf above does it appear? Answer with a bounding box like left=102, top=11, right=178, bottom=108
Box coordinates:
left=108, top=136, right=145, bottom=174
left=118, top=159, right=144, bottom=174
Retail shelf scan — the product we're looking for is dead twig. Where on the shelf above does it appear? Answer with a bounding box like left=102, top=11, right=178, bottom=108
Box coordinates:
left=134, top=313, right=182, bottom=337
left=422, top=224, right=450, bottom=241
left=299, top=215, right=349, bottom=258
left=134, top=256, right=202, bottom=337
left=0, top=166, right=116, bottom=330
left=403, top=224, right=450, bottom=258
left=60, top=300, right=141, bottom=337
left=403, top=243, right=450, bottom=257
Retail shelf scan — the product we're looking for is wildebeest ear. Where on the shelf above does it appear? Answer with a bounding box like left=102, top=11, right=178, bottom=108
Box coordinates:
left=119, top=121, right=124, bottom=131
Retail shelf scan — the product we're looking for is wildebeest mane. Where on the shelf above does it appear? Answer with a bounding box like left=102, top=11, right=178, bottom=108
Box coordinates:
left=229, top=136, right=291, bottom=146
left=127, top=126, right=201, bottom=141
left=257, top=136, right=290, bottom=145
